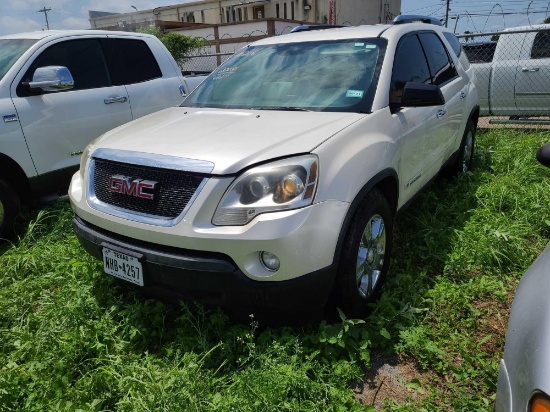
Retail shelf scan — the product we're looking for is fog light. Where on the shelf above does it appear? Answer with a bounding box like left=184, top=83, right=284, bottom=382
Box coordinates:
left=260, top=251, right=280, bottom=272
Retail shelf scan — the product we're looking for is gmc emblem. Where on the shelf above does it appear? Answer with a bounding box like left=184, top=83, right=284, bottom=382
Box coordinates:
left=108, top=174, right=158, bottom=200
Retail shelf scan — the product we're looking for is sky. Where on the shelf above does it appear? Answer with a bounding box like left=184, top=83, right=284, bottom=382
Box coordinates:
left=1, top=0, right=549, bottom=37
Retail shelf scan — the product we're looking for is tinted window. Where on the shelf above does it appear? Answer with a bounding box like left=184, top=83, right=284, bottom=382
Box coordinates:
left=390, top=34, right=431, bottom=103
left=21, top=39, right=109, bottom=92
left=419, top=32, right=458, bottom=86
left=531, top=31, right=550, bottom=59
left=102, top=39, right=162, bottom=85
left=443, top=32, right=462, bottom=57
left=463, top=42, right=497, bottom=63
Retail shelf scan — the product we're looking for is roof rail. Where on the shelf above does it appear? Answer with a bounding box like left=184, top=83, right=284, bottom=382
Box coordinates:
left=393, top=15, right=443, bottom=26
left=290, top=24, right=347, bottom=33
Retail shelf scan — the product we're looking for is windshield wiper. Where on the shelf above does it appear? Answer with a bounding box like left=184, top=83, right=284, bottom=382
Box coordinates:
left=253, top=106, right=312, bottom=112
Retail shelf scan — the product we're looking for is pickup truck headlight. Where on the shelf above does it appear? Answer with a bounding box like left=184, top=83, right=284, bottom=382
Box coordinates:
left=212, top=155, right=318, bottom=226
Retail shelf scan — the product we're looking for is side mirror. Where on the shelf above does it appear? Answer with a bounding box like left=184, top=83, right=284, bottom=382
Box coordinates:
left=400, top=83, right=445, bottom=107
left=28, top=66, right=74, bottom=92
left=536, top=144, right=550, bottom=168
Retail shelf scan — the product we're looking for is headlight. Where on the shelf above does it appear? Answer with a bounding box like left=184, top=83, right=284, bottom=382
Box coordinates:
left=212, top=155, right=318, bottom=226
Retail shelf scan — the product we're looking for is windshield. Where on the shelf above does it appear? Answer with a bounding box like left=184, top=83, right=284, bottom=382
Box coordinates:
left=0, top=39, right=37, bottom=82
left=183, top=38, right=387, bottom=113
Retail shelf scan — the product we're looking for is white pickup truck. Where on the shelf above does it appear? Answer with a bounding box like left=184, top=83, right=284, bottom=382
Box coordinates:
left=0, top=30, right=200, bottom=239
left=464, top=24, right=550, bottom=116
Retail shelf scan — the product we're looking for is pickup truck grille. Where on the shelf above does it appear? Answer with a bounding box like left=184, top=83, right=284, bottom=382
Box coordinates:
left=93, top=159, right=205, bottom=219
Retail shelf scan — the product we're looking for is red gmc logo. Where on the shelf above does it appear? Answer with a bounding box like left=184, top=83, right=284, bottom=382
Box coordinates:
left=108, top=174, right=157, bottom=200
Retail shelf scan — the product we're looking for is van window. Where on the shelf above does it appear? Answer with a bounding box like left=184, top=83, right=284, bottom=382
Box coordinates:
left=390, top=34, right=431, bottom=104
left=419, top=32, right=458, bottom=86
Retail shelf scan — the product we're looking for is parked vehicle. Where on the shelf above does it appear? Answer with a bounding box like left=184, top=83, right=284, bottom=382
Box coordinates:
left=494, top=144, right=550, bottom=412
left=465, top=24, right=550, bottom=116
left=69, top=18, right=479, bottom=317
left=0, top=30, right=195, bottom=239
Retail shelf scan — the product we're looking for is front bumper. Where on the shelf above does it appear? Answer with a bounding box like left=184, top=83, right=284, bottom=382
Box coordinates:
left=73, top=216, right=338, bottom=314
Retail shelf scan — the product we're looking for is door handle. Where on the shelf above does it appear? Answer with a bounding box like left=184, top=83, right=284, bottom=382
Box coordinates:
left=104, top=96, right=128, bottom=104
left=521, top=67, right=540, bottom=72
left=436, top=108, right=447, bottom=118
left=460, top=91, right=467, bottom=99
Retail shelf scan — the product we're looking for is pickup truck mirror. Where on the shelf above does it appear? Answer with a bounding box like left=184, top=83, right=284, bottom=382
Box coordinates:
left=536, top=144, right=550, bottom=168
left=400, top=83, right=445, bottom=108
left=28, top=66, right=74, bottom=92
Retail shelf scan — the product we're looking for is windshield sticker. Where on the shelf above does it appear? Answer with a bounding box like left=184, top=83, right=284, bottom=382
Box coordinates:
left=366, top=45, right=377, bottom=49
left=355, top=42, right=365, bottom=47
left=346, top=90, right=364, bottom=98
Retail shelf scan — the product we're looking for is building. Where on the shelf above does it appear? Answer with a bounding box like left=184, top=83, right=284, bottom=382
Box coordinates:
left=89, top=0, right=401, bottom=72
left=89, top=0, right=401, bottom=30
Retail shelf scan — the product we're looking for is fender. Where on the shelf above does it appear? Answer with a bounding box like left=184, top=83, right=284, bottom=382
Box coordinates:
left=330, top=168, right=399, bottom=268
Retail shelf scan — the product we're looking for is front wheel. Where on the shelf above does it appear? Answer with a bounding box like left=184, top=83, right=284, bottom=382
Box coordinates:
left=451, top=119, right=476, bottom=175
left=334, top=189, right=393, bottom=318
left=0, top=179, right=21, bottom=240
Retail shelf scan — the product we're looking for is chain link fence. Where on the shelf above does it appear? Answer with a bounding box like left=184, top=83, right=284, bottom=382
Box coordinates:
left=457, top=27, right=550, bottom=124
left=181, top=52, right=234, bottom=74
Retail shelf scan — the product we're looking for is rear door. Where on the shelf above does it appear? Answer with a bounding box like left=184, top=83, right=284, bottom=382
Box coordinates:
left=11, top=37, right=132, bottom=176
left=102, top=37, right=184, bottom=120
left=515, top=30, right=550, bottom=114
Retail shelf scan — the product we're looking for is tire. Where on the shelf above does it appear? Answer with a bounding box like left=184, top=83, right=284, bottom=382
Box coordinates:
left=334, top=189, right=394, bottom=318
left=0, top=179, right=21, bottom=241
left=450, top=119, right=476, bottom=176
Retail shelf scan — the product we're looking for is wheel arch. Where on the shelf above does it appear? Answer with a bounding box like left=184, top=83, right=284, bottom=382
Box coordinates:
left=332, top=168, right=399, bottom=267
left=0, top=152, right=32, bottom=205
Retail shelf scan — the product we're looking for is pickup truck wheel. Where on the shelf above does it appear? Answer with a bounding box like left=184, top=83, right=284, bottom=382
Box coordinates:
left=0, top=179, right=21, bottom=240
left=335, top=189, right=393, bottom=318
left=452, top=119, right=476, bottom=175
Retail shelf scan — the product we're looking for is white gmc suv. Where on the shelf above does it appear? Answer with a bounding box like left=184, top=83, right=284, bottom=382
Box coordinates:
left=0, top=30, right=192, bottom=239
left=70, top=17, right=479, bottom=318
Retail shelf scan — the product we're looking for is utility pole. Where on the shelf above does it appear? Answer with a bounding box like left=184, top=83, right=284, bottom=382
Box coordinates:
left=444, top=0, right=451, bottom=27
left=38, top=6, right=51, bottom=30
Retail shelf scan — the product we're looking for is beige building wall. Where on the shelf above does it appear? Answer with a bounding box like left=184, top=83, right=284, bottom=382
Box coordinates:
left=89, top=0, right=402, bottom=29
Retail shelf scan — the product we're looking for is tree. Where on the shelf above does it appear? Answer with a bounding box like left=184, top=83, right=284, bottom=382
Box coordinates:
left=137, top=26, right=205, bottom=64
left=544, top=16, right=550, bottom=24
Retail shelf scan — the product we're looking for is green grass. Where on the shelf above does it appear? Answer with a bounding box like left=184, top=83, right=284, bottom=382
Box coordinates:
left=1, top=128, right=550, bottom=411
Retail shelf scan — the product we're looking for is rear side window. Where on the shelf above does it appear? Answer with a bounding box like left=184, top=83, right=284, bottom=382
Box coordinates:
left=390, top=34, right=431, bottom=103
left=102, top=38, right=162, bottom=85
left=531, top=31, right=550, bottom=59
left=21, top=39, right=110, bottom=92
left=418, top=32, right=458, bottom=86
left=443, top=32, right=462, bottom=57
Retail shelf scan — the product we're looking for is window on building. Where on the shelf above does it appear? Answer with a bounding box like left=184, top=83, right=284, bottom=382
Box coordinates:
left=284, top=2, right=287, bottom=19
left=253, top=6, right=264, bottom=19
left=276, top=4, right=280, bottom=18
left=226, top=8, right=230, bottom=22
left=186, top=13, right=195, bottom=23
left=238, top=8, right=242, bottom=21
left=291, top=1, right=295, bottom=19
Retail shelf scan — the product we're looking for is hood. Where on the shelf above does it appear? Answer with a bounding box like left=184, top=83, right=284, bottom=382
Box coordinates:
left=95, top=107, right=364, bottom=174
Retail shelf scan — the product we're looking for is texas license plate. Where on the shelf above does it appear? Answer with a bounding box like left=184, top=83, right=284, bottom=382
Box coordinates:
left=102, top=247, right=144, bottom=286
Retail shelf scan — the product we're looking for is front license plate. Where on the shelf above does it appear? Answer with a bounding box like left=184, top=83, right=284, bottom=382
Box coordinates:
left=102, top=247, right=144, bottom=286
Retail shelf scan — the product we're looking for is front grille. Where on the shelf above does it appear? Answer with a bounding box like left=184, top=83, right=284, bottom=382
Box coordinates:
left=93, top=158, right=205, bottom=219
